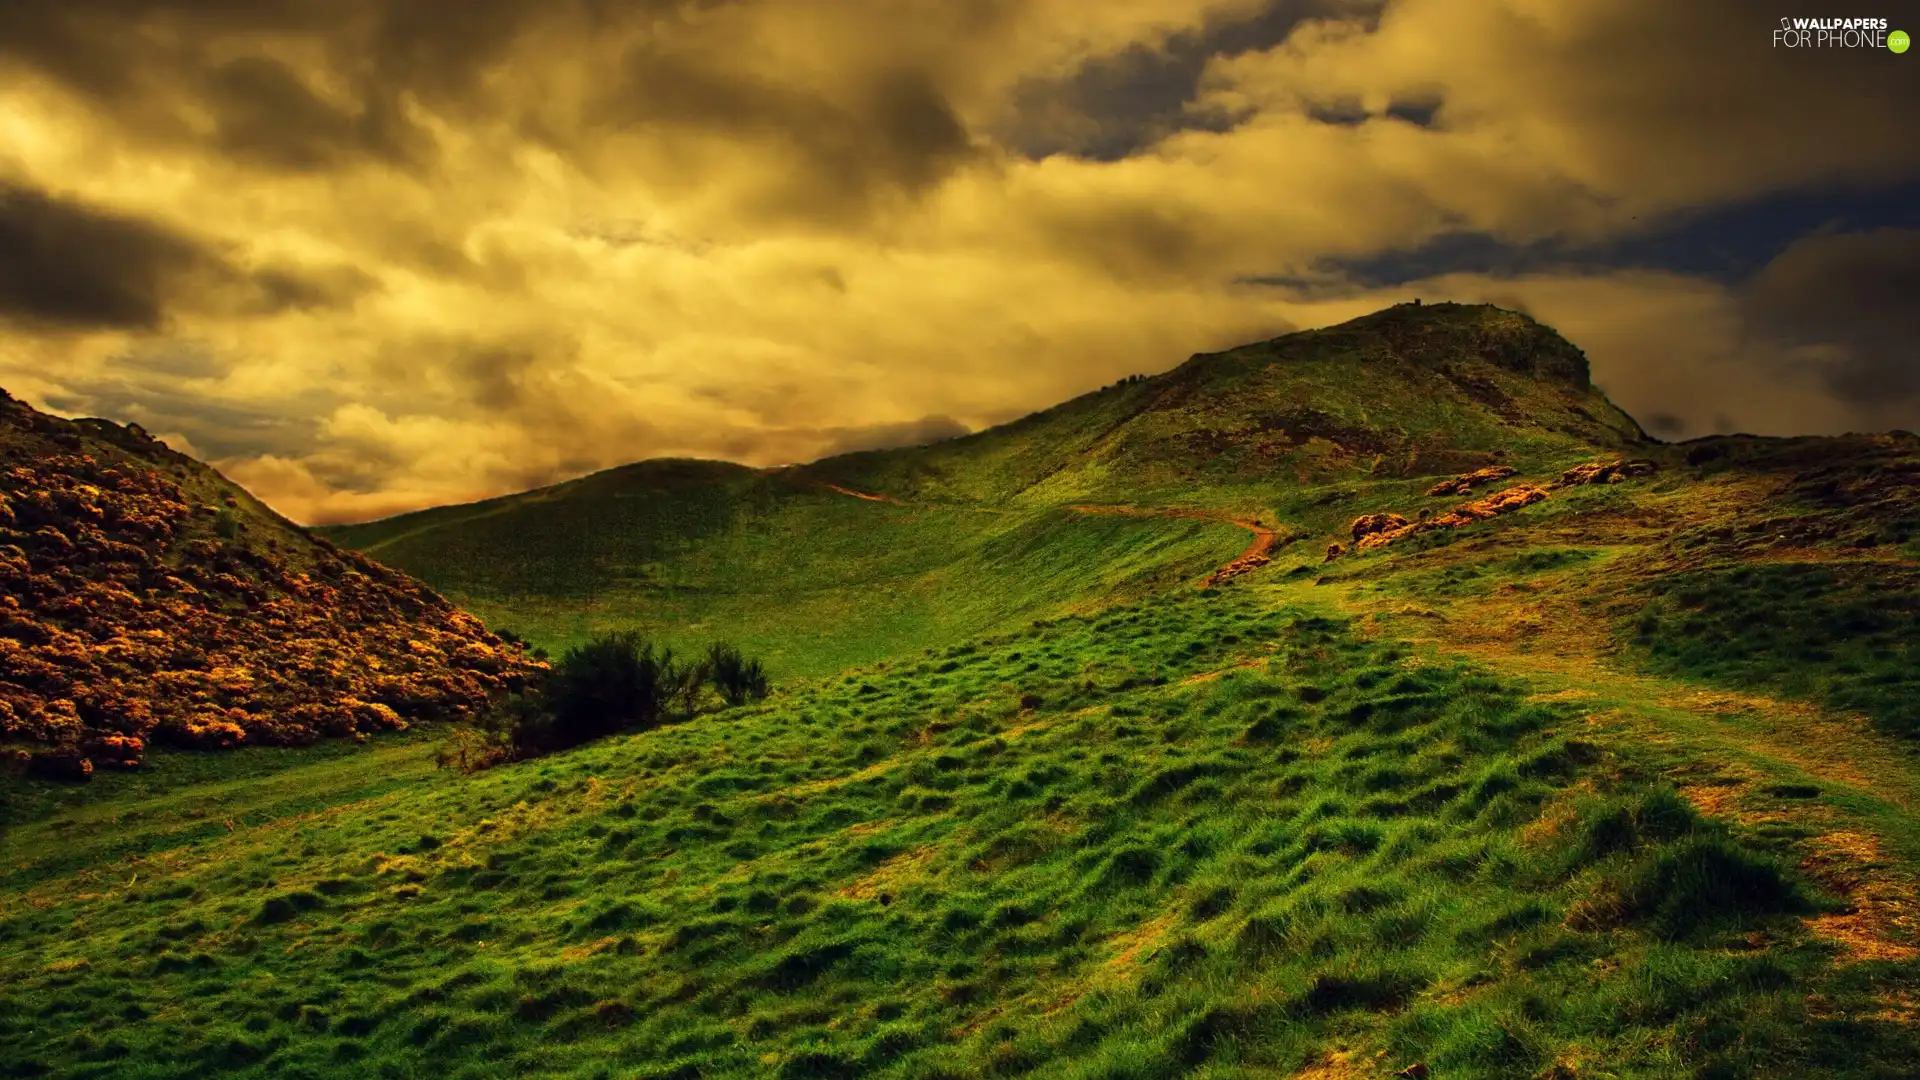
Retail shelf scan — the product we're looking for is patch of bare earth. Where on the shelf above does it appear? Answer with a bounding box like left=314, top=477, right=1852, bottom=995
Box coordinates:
left=1290, top=1048, right=1375, bottom=1079
left=1181, top=657, right=1268, bottom=685
left=1655, top=688, right=1887, bottom=797
left=839, top=845, right=937, bottom=901
left=1675, top=764, right=1782, bottom=824
left=1101, top=910, right=1178, bottom=983
left=1801, top=831, right=1920, bottom=962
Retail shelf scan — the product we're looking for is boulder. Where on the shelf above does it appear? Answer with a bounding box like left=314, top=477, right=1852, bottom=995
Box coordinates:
left=1557, top=459, right=1657, bottom=487
left=1425, top=464, right=1518, bottom=497
left=1350, top=513, right=1410, bottom=541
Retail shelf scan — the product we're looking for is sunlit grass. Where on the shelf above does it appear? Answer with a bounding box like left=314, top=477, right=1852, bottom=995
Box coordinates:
left=6, top=596, right=1903, bottom=1079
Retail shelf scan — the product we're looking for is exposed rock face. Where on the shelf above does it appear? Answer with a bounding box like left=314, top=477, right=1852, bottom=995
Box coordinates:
left=1559, top=459, right=1657, bottom=486
left=0, top=389, right=545, bottom=779
left=1335, top=458, right=1660, bottom=556
left=1203, top=551, right=1272, bottom=587
left=1437, top=483, right=1552, bottom=525
left=1355, top=484, right=1553, bottom=550
left=1350, top=513, right=1410, bottom=542
left=1425, top=465, right=1518, bottom=497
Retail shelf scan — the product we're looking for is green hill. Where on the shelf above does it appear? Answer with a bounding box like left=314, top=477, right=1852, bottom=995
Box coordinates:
left=316, top=303, right=1651, bottom=676
left=806, top=300, right=1646, bottom=506
left=8, top=302, right=1920, bottom=1079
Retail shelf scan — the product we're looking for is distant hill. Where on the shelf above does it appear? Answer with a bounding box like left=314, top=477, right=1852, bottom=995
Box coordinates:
left=804, top=301, right=1649, bottom=504
left=318, top=303, right=1654, bottom=672
left=0, top=388, right=542, bottom=780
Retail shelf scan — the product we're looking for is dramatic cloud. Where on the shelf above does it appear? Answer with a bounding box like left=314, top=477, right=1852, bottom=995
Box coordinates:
left=1744, top=228, right=1920, bottom=406
left=0, top=0, right=1914, bottom=521
left=0, top=181, right=369, bottom=332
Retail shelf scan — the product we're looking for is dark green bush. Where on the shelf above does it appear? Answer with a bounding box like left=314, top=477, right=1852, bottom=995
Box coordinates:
left=491, top=627, right=550, bottom=662
left=708, top=642, right=771, bottom=707
left=449, top=635, right=775, bottom=766
left=554, top=633, right=672, bottom=738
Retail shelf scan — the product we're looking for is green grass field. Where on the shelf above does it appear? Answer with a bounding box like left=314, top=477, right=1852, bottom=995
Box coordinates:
left=9, top=594, right=1915, bottom=1079
left=328, top=476, right=1250, bottom=678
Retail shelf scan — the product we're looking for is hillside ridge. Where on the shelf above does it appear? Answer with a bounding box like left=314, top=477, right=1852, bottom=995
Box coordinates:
left=0, top=389, right=544, bottom=782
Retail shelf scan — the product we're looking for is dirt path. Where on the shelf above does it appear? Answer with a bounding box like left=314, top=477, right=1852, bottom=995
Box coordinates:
left=1064, top=504, right=1281, bottom=585
left=822, top=483, right=901, bottom=504
left=818, top=482, right=1282, bottom=587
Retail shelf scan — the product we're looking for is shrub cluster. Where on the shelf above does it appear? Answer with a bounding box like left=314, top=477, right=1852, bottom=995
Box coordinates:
left=0, top=403, right=544, bottom=780
left=441, top=633, right=771, bottom=770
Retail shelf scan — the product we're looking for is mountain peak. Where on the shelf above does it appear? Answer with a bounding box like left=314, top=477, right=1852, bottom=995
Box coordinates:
left=1200, top=301, right=1594, bottom=389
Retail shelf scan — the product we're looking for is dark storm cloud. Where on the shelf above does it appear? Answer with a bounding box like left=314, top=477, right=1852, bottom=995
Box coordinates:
left=1382, top=95, right=1440, bottom=128
left=0, top=181, right=376, bottom=331
left=1642, top=412, right=1686, bottom=439
left=585, top=47, right=978, bottom=225
left=1744, top=228, right=1920, bottom=403
left=1, top=0, right=980, bottom=217
left=1036, top=200, right=1223, bottom=284
left=1001, top=0, right=1387, bottom=160
left=202, top=55, right=433, bottom=173
left=0, top=180, right=207, bottom=330
left=0, top=0, right=552, bottom=108
left=42, top=372, right=329, bottom=460
left=461, top=346, right=547, bottom=414
left=0, top=0, right=632, bottom=177
left=360, top=333, right=580, bottom=421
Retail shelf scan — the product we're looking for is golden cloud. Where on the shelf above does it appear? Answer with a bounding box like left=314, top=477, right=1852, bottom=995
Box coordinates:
left=0, top=0, right=1912, bottom=522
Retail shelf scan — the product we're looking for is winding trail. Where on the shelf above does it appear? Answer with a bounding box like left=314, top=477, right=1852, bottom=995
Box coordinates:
left=819, top=482, right=1283, bottom=587
left=822, top=483, right=901, bottom=505
left=1062, top=504, right=1281, bottom=586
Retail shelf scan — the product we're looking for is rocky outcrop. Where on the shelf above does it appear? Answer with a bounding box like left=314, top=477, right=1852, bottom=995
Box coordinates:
left=1346, top=484, right=1551, bottom=551
left=1559, top=459, right=1657, bottom=486
left=1350, top=513, right=1410, bottom=542
left=1425, top=465, right=1518, bottom=497
left=1330, top=458, right=1657, bottom=558
left=0, top=391, right=544, bottom=779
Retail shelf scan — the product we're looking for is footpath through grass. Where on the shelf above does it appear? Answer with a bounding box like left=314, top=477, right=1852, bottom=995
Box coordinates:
left=6, top=593, right=1913, bottom=1080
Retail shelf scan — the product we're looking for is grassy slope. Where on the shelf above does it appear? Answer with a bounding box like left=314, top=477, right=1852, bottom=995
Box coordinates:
left=7, top=594, right=1915, bottom=1080
left=9, top=305, right=1920, bottom=1078
left=326, top=469, right=1244, bottom=678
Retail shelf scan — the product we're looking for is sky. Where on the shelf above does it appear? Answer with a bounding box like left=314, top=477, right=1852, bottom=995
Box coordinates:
left=1, top=0, right=1916, bottom=524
